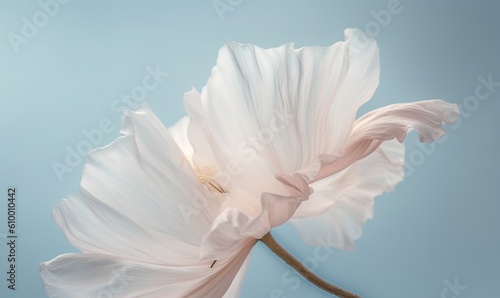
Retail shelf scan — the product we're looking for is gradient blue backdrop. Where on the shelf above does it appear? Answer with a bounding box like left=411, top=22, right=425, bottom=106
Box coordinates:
left=0, top=0, right=498, bottom=297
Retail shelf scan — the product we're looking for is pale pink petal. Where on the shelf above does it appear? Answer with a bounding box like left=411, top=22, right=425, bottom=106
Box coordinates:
left=187, top=28, right=379, bottom=220
left=43, top=103, right=257, bottom=297
left=222, top=255, right=250, bottom=298
left=185, top=87, right=288, bottom=220
left=201, top=173, right=312, bottom=260
left=291, top=139, right=404, bottom=249
left=183, top=88, right=223, bottom=175
left=53, top=104, right=222, bottom=265
left=314, top=100, right=460, bottom=182
left=41, top=243, right=253, bottom=298
left=169, top=115, right=193, bottom=162
left=200, top=28, right=379, bottom=175
left=53, top=193, right=199, bottom=266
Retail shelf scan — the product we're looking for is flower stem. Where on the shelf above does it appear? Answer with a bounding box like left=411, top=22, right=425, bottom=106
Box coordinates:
left=260, top=232, right=361, bottom=298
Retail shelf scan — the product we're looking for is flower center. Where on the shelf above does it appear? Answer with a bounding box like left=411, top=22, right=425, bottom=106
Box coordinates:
left=193, top=166, right=227, bottom=194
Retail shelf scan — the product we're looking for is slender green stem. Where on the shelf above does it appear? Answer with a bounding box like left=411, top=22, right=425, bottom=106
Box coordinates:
left=260, top=232, right=361, bottom=298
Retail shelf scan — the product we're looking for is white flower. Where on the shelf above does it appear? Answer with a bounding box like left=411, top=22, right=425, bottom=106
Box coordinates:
left=41, top=28, right=458, bottom=297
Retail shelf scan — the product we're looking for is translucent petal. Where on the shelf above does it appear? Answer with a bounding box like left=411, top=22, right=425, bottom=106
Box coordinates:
left=169, top=115, right=193, bottom=162
left=41, top=246, right=252, bottom=298
left=200, top=28, right=379, bottom=175
left=314, top=100, right=459, bottom=181
left=292, top=140, right=404, bottom=249
left=201, top=173, right=311, bottom=260
left=53, top=104, right=222, bottom=265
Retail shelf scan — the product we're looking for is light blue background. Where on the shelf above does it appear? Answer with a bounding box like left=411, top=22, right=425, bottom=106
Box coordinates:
left=1, top=0, right=499, bottom=297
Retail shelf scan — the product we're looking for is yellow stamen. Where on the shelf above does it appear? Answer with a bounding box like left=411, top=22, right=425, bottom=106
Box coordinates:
left=194, top=166, right=227, bottom=193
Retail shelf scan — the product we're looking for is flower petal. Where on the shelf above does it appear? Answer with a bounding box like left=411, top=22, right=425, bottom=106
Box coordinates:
left=184, top=88, right=221, bottom=173
left=222, top=255, right=250, bottom=298
left=41, top=247, right=252, bottom=298
left=44, top=103, right=257, bottom=297
left=53, top=103, right=222, bottom=265
left=314, top=100, right=460, bottom=182
left=200, top=173, right=312, bottom=260
left=188, top=28, right=379, bottom=218
left=291, top=139, right=404, bottom=249
left=200, top=28, right=379, bottom=174
left=169, top=115, right=193, bottom=162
